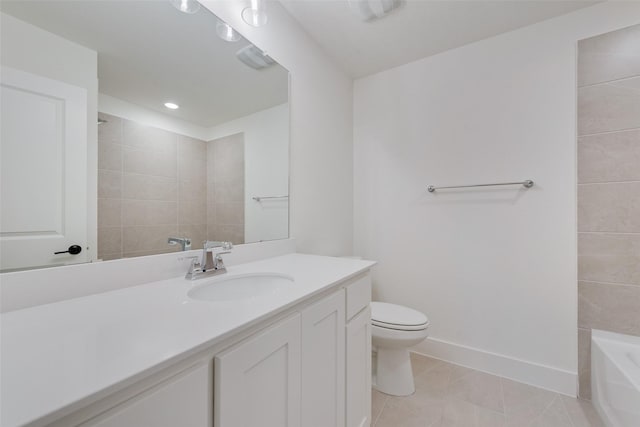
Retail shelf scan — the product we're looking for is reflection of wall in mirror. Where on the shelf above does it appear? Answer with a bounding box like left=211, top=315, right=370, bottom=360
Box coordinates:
left=97, top=101, right=289, bottom=260
left=97, top=112, right=248, bottom=261
left=207, top=104, right=289, bottom=243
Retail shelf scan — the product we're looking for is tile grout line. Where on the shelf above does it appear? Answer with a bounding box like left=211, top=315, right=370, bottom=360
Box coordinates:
left=577, top=126, right=640, bottom=139
left=559, top=396, right=579, bottom=427
left=578, top=74, right=640, bottom=90
left=535, top=395, right=561, bottom=426
left=578, top=279, right=640, bottom=288
left=578, top=125, right=640, bottom=138
left=578, top=231, right=640, bottom=235
left=372, top=393, right=389, bottom=427
left=499, top=377, right=507, bottom=418
left=578, top=180, right=640, bottom=185
left=578, top=230, right=640, bottom=234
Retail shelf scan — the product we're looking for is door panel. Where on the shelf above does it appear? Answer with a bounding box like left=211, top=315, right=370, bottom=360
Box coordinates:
left=301, top=289, right=346, bottom=427
left=215, top=314, right=301, bottom=427
left=1, top=67, right=88, bottom=270
left=346, top=306, right=372, bottom=427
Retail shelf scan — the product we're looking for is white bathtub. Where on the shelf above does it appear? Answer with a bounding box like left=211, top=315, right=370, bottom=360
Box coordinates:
left=591, top=330, right=640, bottom=427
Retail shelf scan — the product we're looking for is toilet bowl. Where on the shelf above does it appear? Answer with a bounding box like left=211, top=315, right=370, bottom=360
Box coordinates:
left=371, top=302, right=429, bottom=396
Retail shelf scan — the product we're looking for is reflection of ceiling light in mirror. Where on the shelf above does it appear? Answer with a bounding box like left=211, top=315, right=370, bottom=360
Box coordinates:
left=164, top=102, right=180, bottom=110
left=236, top=45, right=275, bottom=70
left=241, top=0, right=268, bottom=27
left=348, top=0, right=401, bottom=21
left=169, top=0, right=201, bottom=14
left=216, top=21, right=241, bottom=42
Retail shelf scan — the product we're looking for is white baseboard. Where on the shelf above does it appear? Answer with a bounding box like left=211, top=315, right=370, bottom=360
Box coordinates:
left=412, top=337, right=577, bottom=397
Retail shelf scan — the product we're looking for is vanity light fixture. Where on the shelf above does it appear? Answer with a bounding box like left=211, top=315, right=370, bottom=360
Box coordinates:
left=216, top=21, right=241, bottom=42
left=348, top=0, right=402, bottom=21
left=169, top=0, right=201, bottom=14
left=241, top=0, right=268, bottom=27
left=164, top=102, right=180, bottom=110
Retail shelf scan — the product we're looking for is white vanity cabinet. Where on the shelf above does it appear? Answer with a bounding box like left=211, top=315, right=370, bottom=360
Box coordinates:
left=214, top=273, right=372, bottom=427
left=27, top=269, right=372, bottom=427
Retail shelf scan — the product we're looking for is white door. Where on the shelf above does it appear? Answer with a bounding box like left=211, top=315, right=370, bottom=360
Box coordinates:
left=301, top=289, right=346, bottom=427
left=215, top=314, right=301, bottom=427
left=1, top=67, right=88, bottom=271
left=346, top=306, right=372, bottom=427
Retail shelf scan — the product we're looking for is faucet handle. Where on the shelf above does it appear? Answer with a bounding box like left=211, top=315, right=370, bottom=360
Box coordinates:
left=203, top=241, right=233, bottom=251
left=181, top=256, right=203, bottom=280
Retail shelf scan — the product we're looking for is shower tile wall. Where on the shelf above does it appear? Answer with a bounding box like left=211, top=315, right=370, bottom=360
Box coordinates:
left=577, top=24, right=640, bottom=399
left=206, top=133, right=245, bottom=245
left=97, top=113, right=212, bottom=260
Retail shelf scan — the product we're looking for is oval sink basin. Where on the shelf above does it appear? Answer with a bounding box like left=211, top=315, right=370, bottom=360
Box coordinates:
left=187, top=273, right=296, bottom=302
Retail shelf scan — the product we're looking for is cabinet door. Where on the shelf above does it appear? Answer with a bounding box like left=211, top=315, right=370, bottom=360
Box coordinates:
left=80, top=364, right=210, bottom=427
left=346, top=306, right=372, bottom=427
left=301, top=290, right=346, bottom=427
left=215, top=314, right=301, bottom=427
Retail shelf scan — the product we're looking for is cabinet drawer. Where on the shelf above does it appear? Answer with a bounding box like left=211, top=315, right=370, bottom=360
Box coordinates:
left=345, top=274, right=371, bottom=321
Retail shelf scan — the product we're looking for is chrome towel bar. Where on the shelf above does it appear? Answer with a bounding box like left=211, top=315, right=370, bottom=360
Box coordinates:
left=427, top=180, right=534, bottom=193
left=252, top=195, right=289, bottom=201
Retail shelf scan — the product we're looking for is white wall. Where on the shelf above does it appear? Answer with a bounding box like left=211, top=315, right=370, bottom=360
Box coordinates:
left=202, top=0, right=354, bottom=256
left=208, top=104, right=289, bottom=243
left=353, top=1, right=640, bottom=395
left=0, top=12, right=99, bottom=262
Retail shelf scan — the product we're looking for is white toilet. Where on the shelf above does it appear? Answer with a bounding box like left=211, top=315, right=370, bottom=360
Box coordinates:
left=371, top=302, right=430, bottom=396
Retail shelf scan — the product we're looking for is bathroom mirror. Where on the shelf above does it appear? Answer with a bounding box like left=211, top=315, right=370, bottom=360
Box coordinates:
left=0, top=1, right=289, bottom=271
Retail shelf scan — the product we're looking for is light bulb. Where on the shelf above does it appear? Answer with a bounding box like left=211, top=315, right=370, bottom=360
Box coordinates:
left=169, top=0, right=201, bottom=14
left=241, top=0, right=268, bottom=27
left=164, top=102, right=179, bottom=110
left=216, top=21, right=241, bottom=42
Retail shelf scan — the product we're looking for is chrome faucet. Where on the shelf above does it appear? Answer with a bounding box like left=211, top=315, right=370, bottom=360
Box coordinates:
left=168, top=237, right=191, bottom=251
left=184, top=240, right=233, bottom=280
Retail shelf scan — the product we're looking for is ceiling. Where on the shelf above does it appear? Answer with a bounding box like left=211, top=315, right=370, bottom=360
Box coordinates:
left=279, top=0, right=600, bottom=78
left=0, top=1, right=289, bottom=127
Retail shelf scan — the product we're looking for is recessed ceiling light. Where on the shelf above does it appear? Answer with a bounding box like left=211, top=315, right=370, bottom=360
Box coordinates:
left=164, top=102, right=179, bottom=110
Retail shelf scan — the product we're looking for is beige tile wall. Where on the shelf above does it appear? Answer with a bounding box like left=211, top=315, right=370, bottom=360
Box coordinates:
left=577, top=24, right=640, bottom=399
left=97, top=113, right=209, bottom=259
left=206, top=133, right=245, bottom=245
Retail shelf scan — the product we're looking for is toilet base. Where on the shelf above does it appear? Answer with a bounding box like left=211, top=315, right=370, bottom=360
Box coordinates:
left=373, top=347, right=415, bottom=396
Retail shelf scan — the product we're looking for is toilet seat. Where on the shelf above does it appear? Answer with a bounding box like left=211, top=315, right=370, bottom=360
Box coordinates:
left=371, top=302, right=429, bottom=331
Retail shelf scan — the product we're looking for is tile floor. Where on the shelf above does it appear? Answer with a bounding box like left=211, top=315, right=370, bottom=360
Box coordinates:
left=372, top=353, right=605, bottom=427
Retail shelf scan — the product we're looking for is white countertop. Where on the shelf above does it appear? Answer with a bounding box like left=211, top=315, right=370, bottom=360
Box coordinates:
left=1, top=253, right=375, bottom=427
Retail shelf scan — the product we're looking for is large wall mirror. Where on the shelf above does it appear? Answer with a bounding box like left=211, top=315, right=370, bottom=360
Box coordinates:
left=0, top=1, right=289, bottom=272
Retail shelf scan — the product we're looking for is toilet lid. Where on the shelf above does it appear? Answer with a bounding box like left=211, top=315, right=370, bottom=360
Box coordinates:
left=371, top=302, right=429, bottom=331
